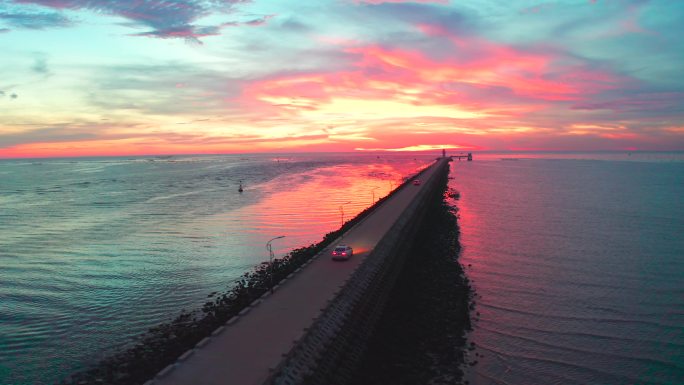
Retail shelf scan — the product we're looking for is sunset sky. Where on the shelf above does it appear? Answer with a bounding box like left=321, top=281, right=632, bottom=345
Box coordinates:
left=1, top=0, right=683, bottom=157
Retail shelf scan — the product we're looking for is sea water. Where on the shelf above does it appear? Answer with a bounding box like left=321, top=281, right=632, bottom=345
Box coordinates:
left=0, top=153, right=432, bottom=385
left=2, top=152, right=682, bottom=385
left=450, top=152, right=684, bottom=385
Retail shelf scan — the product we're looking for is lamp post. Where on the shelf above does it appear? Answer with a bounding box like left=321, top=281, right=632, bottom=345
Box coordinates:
left=370, top=186, right=380, bottom=205
left=339, top=201, right=351, bottom=226
left=266, top=235, right=285, bottom=293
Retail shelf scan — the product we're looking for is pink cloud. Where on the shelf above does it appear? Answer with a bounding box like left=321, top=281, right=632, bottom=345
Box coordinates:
left=245, top=33, right=620, bottom=118
left=572, top=92, right=684, bottom=112
left=415, top=23, right=622, bottom=100
left=233, top=28, right=642, bottom=152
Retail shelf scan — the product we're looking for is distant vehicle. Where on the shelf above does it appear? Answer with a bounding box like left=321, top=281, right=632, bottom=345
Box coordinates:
left=332, top=245, right=353, bottom=261
left=412, top=179, right=421, bottom=186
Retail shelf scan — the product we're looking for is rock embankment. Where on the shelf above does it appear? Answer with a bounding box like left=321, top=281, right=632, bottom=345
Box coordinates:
left=350, top=181, right=471, bottom=385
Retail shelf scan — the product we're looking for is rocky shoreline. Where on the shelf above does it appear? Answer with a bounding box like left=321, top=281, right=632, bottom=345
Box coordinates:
left=349, top=185, right=472, bottom=385
left=59, top=164, right=436, bottom=385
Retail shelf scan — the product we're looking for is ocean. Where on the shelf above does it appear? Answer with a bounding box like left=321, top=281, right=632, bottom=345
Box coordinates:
left=0, top=153, right=431, bottom=385
left=450, top=152, right=684, bottom=385
left=1, top=152, right=683, bottom=385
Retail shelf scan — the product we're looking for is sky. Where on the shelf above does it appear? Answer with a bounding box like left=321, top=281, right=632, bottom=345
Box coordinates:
left=1, top=0, right=683, bottom=158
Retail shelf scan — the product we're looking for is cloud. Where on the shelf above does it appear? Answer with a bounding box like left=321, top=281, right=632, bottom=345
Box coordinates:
left=245, top=37, right=620, bottom=120
left=277, top=17, right=309, bottom=32
left=127, top=15, right=276, bottom=44
left=83, top=62, right=245, bottom=115
left=2, top=0, right=682, bottom=155
left=2, top=91, right=19, bottom=100
left=0, top=119, right=339, bottom=157
left=9, top=0, right=257, bottom=42
left=359, top=1, right=470, bottom=36
left=0, top=9, right=71, bottom=29
left=215, top=15, right=276, bottom=33
left=0, top=126, right=96, bottom=147
left=572, top=92, right=684, bottom=113
left=354, top=0, right=449, bottom=4
left=32, top=56, right=49, bottom=75
left=0, top=27, right=10, bottom=33
left=356, top=144, right=466, bottom=151
left=243, top=14, right=275, bottom=27
left=237, top=19, right=682, bottom=151
left=129, top=24, right=223, bottom=44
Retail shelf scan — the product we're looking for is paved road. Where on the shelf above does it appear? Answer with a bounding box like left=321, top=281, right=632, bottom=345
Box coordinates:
left=154, top=157, right=447, bottom=385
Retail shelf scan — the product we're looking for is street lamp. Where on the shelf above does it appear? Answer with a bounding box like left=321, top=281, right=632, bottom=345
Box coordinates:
left=370, top=186, right=380, bottom=205
left=339, top=201, right=351, bottom=226
left=266, top=235, right=285, bottom=293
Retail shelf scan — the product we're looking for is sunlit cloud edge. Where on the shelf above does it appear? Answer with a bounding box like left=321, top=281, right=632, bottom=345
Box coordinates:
left=355, top=144, right=469, bottom=152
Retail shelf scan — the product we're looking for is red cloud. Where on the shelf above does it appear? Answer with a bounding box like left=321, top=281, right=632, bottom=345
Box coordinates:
left=235, top=28, right=635, bottom=153
left=244, top=29, right=622, bottom=119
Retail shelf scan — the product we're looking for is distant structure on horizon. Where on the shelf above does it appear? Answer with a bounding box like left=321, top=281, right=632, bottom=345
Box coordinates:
left=452, top=152, right=473, bottom=161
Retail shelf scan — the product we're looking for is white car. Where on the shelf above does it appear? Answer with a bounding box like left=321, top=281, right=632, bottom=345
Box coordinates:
left=332, top=245, right=353, bottom=261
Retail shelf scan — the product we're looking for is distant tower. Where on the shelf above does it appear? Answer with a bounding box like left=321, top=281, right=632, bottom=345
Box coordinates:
left=442, top=148, right=446, bottom=158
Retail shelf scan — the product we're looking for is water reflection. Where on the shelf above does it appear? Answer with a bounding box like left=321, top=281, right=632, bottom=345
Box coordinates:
left=0, top=153, right=430, bottom=385
left=228, top=162, right=415, bottom=256
left=451, top=156, right=684, bottom=385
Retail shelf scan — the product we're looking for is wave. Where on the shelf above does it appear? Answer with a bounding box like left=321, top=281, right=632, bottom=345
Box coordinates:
left=472, top=342, right=674, bottom=385
left=476, top=302, right=682, bottom=330
left=477, top=323, right=684, bottom=371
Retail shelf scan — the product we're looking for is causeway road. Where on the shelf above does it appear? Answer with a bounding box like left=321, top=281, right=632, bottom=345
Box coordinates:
left=155, top=157, right=448, bottom=385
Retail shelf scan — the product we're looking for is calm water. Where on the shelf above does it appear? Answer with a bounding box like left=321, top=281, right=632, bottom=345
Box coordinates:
left=0, top=153, right=432, bottom=385
left=451, top=153, right=684, bottom=385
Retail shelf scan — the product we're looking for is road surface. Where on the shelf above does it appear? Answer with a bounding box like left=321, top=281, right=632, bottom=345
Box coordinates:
left=154, top=157, right=447, bottom=385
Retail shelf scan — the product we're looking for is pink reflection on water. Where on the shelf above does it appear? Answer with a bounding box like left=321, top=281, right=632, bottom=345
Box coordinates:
left=228, top=160, right=428, bottom=258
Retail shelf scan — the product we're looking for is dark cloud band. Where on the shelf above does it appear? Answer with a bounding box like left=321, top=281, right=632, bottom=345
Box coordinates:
left=8, top=0, right=257, bottom=41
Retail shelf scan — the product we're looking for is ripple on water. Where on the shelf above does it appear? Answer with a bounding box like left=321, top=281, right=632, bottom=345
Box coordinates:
left=453, top=158, right=684, bottom=385
left=0, top=153, right=432, bottom=385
